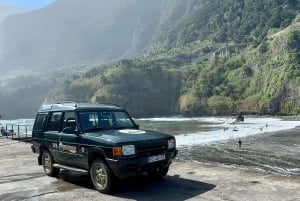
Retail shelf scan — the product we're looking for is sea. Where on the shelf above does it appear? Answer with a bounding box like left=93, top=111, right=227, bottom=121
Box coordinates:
left=1, top=116, right=300, bottom=177
left=137, top=116, right=300, bottom=177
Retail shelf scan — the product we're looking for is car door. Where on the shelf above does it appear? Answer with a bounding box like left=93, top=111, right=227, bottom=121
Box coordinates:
left=43, top=111, right=62, bottom=162
left=58, top=112, right=86, bottom=168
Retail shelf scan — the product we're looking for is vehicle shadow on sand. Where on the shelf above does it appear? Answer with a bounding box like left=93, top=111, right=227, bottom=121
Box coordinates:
left=115, top=174, right=216, bottom=201
left=57, top=171, right=216, bottom=200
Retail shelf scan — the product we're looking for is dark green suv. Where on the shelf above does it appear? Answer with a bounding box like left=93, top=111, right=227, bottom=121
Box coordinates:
left=31, top=102, right=177, bottom=193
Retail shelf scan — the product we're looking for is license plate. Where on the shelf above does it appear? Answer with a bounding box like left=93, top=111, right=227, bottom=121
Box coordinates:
left=148, top=154, right=166, bottom=163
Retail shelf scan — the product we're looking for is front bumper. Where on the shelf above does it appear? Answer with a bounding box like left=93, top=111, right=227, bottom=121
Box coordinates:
left=107, top=149, right=177, bottom=179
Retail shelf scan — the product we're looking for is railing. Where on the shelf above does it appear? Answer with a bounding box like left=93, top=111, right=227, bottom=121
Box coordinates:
left=1, top=124, right=32, bottom=142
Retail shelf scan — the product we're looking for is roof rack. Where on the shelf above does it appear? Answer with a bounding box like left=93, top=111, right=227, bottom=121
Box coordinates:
left=56, top=101, right=77, bottom=107
left=99, top=103, right=120, bottom=107
left=56, top=101, right=76, bottom=104
left=39, top=102, right=121, bottom=112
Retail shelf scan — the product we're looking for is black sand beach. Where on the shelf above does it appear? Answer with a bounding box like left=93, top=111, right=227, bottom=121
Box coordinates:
left=178, top=126, right=300, bottom=177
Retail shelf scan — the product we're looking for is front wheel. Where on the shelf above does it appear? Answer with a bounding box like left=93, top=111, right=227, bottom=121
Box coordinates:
left=90, top=159, right=114, bottom=194
left=42, top=150, right=60, bottom=177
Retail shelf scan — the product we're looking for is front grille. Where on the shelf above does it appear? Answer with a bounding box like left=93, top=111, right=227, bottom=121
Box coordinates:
left=136, top=140, right=167, bottom=157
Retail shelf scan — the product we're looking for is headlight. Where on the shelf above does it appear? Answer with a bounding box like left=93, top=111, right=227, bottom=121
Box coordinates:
left=122, top=145, right=135, bottom=155
left=168, top=139, right=176, bottom=149
left=113, top=145, right=135, bottom=156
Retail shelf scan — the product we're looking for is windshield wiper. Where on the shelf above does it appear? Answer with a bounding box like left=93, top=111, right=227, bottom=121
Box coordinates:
left=112, top=126, right=134, bottom=130
left=113, top=127, right=126, bottom=130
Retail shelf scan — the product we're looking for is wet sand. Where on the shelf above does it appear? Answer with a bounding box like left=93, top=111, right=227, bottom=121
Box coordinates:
left=178, top=126, right=300, bottom=177
left=0, top=137, right=299, bottom=201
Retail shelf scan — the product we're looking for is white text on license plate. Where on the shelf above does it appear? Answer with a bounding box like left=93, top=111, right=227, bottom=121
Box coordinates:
left=148, top=154, right=166, bottom=163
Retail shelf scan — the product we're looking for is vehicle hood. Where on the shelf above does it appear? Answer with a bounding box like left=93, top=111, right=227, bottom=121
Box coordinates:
left=82, top=129, right=171, bottom=144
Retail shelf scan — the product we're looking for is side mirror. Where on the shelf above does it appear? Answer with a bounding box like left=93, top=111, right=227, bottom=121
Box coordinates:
left=63, top=127, right=76, bottom=134
left=135, top=124, right=140, bottom=130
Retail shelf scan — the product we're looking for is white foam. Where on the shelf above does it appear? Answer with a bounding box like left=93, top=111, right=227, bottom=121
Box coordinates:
left=174, top=117, right=300, bottom=147
left=2, top=117, right=300, bottom=148
left=138, top=117, right=206, bottom=122
left=287, top=168, right=300, bottom=173
left=0, top=119, right=34, bottom=126
left=139, top=116, right=241, bottom=123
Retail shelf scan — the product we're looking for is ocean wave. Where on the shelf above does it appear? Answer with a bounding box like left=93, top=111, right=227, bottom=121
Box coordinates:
left=171, top=117, right=300, bottom=146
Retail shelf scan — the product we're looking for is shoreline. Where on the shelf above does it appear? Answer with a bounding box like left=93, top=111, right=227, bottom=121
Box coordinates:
left=177, top=125, right=300, bottom=178
left=0, top=138, right=299, bottom=200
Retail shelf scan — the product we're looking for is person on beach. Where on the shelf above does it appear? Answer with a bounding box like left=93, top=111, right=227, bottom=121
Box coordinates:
left=236, top=112, right=244, bottom=122
left=238, top=138, right=242, bottom=150
left=1, top=127, right=8, bottom=136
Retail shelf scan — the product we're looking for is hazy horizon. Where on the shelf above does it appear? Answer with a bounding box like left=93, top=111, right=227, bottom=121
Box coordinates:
left=0, top=0, right=54, bottom=9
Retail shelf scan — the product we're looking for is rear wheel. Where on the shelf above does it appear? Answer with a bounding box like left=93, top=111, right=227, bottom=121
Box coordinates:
left=90, top=159, right=114, bottom=194
left=42, top=150, right=60, bottom=177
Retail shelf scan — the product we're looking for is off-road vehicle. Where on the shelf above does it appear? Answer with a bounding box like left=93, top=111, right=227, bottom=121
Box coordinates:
left=31, top=102, right=177, bottom=193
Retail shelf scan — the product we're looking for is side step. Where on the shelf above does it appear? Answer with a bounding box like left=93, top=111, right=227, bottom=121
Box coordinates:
left=53, top=164, right=88, bottom=173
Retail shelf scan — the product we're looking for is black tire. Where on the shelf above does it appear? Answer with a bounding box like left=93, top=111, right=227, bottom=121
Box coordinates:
left=42, top=150, right=60, bottom=177
left=90, top=159, right=114, bottom=194
left=148, top=167, right=169, bottom=179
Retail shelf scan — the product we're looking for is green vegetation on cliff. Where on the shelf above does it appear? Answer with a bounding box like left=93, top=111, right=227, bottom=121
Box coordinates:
left=47, top=0, right=300, bottom=117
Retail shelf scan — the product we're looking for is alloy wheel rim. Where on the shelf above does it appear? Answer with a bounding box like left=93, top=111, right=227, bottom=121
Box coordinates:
left=44, top=153, right=51, bottom=172
left=94, top=165, right=107, bottom=188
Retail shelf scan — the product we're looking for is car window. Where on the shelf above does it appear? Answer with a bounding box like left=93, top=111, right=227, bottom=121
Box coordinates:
left=46, top=112, right=63, bottom=131
left=33, top=113, right=47, bottom=131
left=63, top=112, right=77, bottom=131
left=113, top=111, right=135, bottom=128
left=78, top=110, right=135, bottom=131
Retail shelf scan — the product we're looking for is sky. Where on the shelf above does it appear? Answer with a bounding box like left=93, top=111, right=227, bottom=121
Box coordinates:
left=0, top=0, right=55, bottom=9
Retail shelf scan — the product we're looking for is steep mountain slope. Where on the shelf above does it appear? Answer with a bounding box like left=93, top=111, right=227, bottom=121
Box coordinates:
left=149, top=0, right=298, bottom=55
left=0, top=5, right=28, bottom=61
left=1, top=0, right=300, bottom=118
left=0, top=0, right=162, bottom=71
left=47, top=0, right=300, bottom=117
left=0, top=5, right=28, bottom=23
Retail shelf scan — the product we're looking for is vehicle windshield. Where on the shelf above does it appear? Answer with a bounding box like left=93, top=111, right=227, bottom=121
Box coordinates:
left=78, top=110, right=136, bottom=132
